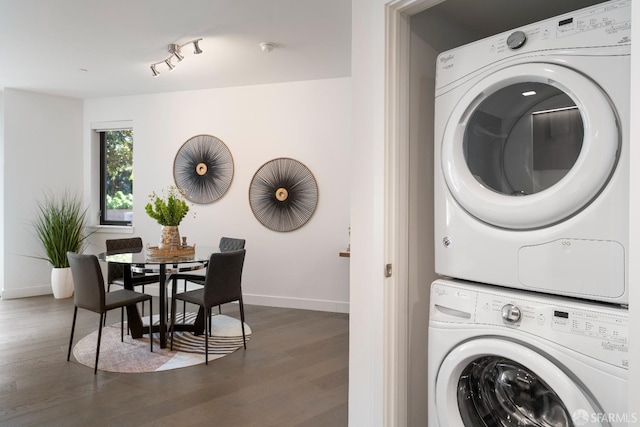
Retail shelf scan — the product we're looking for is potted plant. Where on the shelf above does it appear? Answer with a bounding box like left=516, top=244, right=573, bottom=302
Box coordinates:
left=32, top=192, right=90, bottom=298
left=145, top=185, right=190, bottom=250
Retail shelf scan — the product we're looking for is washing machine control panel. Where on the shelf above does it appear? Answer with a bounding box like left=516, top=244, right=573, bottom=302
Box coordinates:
left=431, top=282, right=629, bottom=369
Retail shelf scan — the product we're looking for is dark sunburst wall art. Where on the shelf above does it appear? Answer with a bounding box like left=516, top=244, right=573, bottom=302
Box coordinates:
left=249, top=158, right=319, bottom=232
left=173, top=134, right=234, bottom=204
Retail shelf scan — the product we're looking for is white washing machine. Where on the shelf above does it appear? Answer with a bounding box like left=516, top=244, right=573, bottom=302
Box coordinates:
left=428, top=279, right=629, bottom=426
left=434, top=1, right=631, bottom=303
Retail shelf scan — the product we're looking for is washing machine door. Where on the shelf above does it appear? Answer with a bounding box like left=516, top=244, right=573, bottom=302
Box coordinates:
left=435, top=338, right=603, bottom=426
left=441, top=62, right=619, bottom=229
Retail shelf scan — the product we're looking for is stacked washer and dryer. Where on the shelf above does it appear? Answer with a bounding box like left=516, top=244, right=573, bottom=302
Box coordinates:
left=428, top=1, right=631, bottom=426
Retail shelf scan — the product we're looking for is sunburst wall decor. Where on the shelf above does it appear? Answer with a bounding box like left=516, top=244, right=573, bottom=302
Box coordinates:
left=249, top=158, right=319, bottom=232
left=173, top=134, right=234, bottom=204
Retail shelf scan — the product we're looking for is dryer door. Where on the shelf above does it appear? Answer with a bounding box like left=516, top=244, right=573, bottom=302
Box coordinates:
left=441, top=63, right=619, bottom=229
left=435, top=338, right=602, bottom=426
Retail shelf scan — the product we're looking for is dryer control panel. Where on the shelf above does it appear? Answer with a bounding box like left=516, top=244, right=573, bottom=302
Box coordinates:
left=435, top=0, right=631, bottom=91
left=431, top=280, right=629, bottom=369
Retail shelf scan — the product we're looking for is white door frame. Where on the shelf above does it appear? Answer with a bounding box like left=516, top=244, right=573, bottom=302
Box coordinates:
left=383, top=0, right=445, bottom=425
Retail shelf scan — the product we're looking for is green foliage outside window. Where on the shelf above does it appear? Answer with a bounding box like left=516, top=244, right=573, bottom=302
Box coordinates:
left=106, top=191, right=133, bottom=209
left=106, top=130, right=133, bottom=203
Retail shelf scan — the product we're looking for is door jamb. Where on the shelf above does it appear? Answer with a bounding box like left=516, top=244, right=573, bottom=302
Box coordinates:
left=383, top=0, right=445, bottom=425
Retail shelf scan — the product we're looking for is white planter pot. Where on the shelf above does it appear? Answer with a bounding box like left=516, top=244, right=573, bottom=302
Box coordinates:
left=51, top=267, right=74, bottom=299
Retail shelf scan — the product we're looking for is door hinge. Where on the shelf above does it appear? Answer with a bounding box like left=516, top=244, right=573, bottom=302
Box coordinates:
left=385, top=263, right=392, bottom=278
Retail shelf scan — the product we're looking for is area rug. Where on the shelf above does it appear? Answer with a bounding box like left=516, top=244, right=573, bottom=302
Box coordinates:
left=72, top=313, right=251, bottom=373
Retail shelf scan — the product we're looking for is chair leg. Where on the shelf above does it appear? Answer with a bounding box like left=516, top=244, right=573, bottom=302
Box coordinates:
left=182, top=280, right=187, bottom=322
left=141, top=285, right=145, bottom=317
left=205, top=307, right=209, bottom=365
left=67, top=307, right=78, bottom=361
left=95, top=314, right=104, bottom=375
left=121, top=307, right=124, bottom=342
left=170, top=286, right=178, bottom=351
left=239, top=299, right=246, bottom=349
left=149, top=297, right=154, bottom=353
left=103, top=283, right=112, bottom=327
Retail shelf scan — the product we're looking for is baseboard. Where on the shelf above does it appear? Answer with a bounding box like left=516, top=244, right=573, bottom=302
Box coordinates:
left=243, top=293, right=350, bottom=313
left=1, top=284, right=350, bottom=314
left=1, top=285, right=53, bottom=300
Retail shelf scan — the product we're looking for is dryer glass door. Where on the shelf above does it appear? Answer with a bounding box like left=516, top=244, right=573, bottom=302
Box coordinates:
left=464, top=82, right=583, bottom=196
left=435, top=338, right=602, bottom=426
left=441, top=63, right=619, bottom=229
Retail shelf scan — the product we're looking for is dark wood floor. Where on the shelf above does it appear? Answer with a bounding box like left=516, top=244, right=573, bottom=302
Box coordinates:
left=0, top=295, right=349, bottom=426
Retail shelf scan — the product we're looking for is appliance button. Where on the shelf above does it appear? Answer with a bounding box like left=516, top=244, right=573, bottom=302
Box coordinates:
left=501, top=304, right=522, bottom=323
left=507, top=31, right=527, bottom=49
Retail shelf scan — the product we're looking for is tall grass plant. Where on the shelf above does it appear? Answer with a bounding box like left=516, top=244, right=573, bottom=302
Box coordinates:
left=33, top=192, right=90, bottom=268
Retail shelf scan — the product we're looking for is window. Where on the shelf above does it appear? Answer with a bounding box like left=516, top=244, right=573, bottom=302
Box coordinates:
left=100, top=129, right=134, bottom=225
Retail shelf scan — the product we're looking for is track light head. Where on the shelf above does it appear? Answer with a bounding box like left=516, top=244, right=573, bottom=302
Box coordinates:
left=169, top=44, right=184, bottom=62
left=150, top=64, right=160, bottom=77
left=193, top=39, right=203, bottom=55
left=164, top=58, right=174, bottom=70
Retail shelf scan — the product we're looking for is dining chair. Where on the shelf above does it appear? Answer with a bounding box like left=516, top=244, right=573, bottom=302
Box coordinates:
left=169, top=249, right=247, bottom=365
left=106, top=237, right=159, bottom=317
left=66, top=252, right=153, bottom=374
left=170, top=237, right=245, bottom=319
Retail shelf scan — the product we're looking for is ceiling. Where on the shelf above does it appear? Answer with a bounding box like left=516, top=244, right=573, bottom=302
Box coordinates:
left=0, top=0, right=611, bottom=100
left=0, top=0, right=352, bottom=99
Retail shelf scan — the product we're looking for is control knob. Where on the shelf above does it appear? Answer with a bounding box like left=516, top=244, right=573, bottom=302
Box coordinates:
left=507, top=31, right=527, bottom=50
left=501, top=304, right=522, bottom=324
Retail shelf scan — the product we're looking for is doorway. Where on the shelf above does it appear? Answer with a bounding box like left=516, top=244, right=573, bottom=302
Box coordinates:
left=385, top=0, right=611, bottom=424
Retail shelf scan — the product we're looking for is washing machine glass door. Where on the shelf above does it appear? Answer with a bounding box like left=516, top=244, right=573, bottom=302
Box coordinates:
left=441, top=63, right=619, bottom=229
left=436, top=338, right=602, bottom=426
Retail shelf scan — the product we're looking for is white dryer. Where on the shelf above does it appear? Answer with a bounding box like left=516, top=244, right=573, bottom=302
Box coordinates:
left=434, top=1, right=631, bottom=303
left=428, top=279, right=629, bottom=426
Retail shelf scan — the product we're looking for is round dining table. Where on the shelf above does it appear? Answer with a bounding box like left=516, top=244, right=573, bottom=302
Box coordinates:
left=98, top=245, right=218, bottom=348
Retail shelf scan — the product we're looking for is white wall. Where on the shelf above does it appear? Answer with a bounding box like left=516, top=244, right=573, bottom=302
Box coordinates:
left=1, top=89, right=83, bottom=299
left=349, top=0, right=387, bottom=424
left=83, top=78, right=351, bottom=312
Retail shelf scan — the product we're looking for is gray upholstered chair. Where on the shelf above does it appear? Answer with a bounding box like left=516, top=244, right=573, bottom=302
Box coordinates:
left=170, top=237, right=245, bottom=319
left=169, top=249, right=247, bottom=365
left=219, top=237, right=246, bottom=252
left=106, top=237, right=160, bottom=291
left=67, top=252, right=153, bottom=374
left=105, top=237, right=159, bottom=317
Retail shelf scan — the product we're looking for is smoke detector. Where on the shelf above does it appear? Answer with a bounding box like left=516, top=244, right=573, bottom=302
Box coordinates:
left=260, top=42, right=276, bottom=53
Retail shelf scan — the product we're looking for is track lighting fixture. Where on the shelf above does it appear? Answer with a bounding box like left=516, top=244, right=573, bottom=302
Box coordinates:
left=150, top=38, right=203, bottom=77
